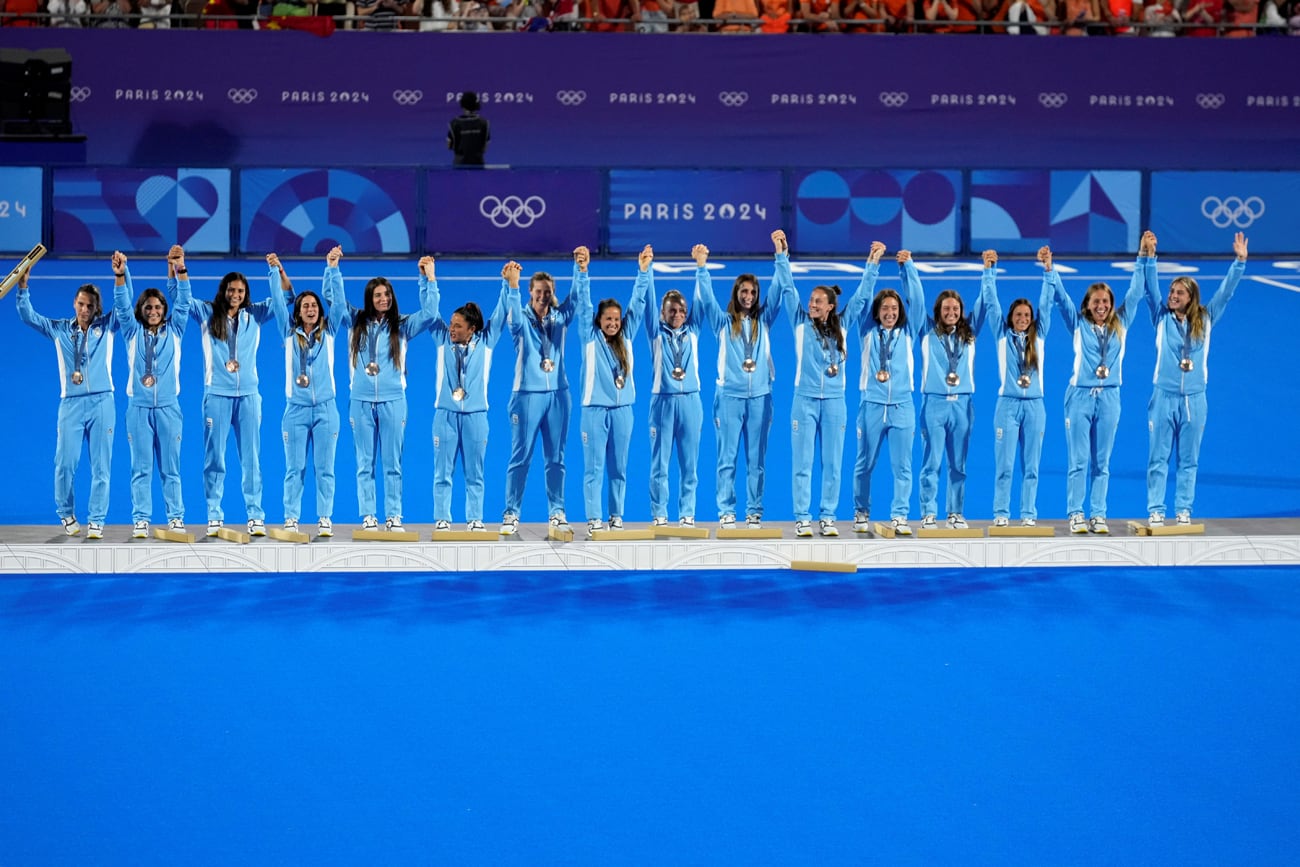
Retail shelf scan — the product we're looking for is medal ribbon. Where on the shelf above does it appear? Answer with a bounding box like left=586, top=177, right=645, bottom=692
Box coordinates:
left=297, top=327, right=317, bottom=382
left=877, top=325, right=899, bottom=374
left=144, top=329, right=158, bottom=381
left=1094, top=323, right=1111, bottom=370
left=739, top=315, right=757, bottom=363
left=453, top=343, right=469, bottom=395
left=940, top=331, right=963, bottom=378
left=1011, top=331, right=1030, bottom=382
left=366, top=320, right=382, bottom=370
left=225, top=312, right=240, bottom=368
left=531, top=307, right=553, bottom=361
left=663, top=324, right=686, bottom=375
left=601, top=335, right=625, bottom=385
left=72, top=325, right=86, bottom=381
left=1175, top=316, right=1192, bottom=367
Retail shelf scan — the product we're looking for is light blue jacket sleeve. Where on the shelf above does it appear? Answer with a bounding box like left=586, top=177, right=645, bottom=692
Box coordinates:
left=1036, top=271, right=1053, bottom=337
left=642, top=272, right=660, bottom=345
left=968, top=270, right=992, bottom=336
left=573, top=266, right=594, bottom=339
left=113, top=269, right=137, bottom=337
left=1050, top=271, right=1078, bottom=332
left=556, top=262, right=583, bottom=326
left=903, top=260, right=925, bottom=337
left=421, top=276, right=446, bottom=344
left=483, top=280, right=510, bottom=349
left=1206, top=258, right=1246, bottom=323
left=399, top=274, right=439, bottom=340
left=845, top=262, right=879, bottom=329
left=15, top=287, right=54, bottom=338
left=625, top=268, right=651, bottom=337
left=1119, top=255, right=1149, bottom=330
left=984, top=267, right=1003, bottom=336
left=693, top=266, right=725, bottom=335
left=269, top=266, right=292, bottom=338
left=770, top=252, right=795, bottom=327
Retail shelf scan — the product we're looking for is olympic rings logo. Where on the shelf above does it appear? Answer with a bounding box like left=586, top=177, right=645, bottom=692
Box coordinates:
left=392, top=89, right=423, bottom=106
left=480, top=195, right=547, bottom=229
left=1196, top=93, right=1225, bottom=110
left=878, top=91, right=908, bottom=108
left=718, top=91, right=749, bottom=108
left=1038, top=92, right=1068, bottom=109
left=70, top=86, right=91, bottom=102
left=556, top=90, right=587, bottom=106
left=227, top=88, right=258, bottom=104
left=1201, top=196, right=1265, bottom=228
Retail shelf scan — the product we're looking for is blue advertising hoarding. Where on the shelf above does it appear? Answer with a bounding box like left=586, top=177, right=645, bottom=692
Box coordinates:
left=1149, top=171, right=1300, bottom=254
left=0, top=167, right=42, bottom=252
left=52, top=168, right=230, bottom=254
left=426, top=169, right=601, bottom=255
left=607, top=170, right=783, bottom=254
left=791, top=169, right=961, bottom=255
left=241, top=168, right=417, bottom=255
left=971, top=170, right=1140, bottom=254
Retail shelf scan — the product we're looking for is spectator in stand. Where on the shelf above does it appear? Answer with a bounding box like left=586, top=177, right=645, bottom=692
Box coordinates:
left=459, top=0, right=493, bottom=27
left=759, top=0, right=792, bottom=30
left=1184, top=0, right=1224, bottom=33
left=139, top=0, right=175, bottom=26
left=1, top=0, right=42, bottom=25
left=47, top=0, right=90, bottom=25
left=588, top=0, right=638, bottom=29
left=356, top=0, right=409, bottom=28
left=549, top=0, right=580, bottom=27
left=674, top=0, right=700, bottom=26
left=1143, top=0, right=1180, bottom=33
left=713, top=0, right=758, bottom=29
left=637, top=0, right=672, bottom=29
left=1224, top=0, right=1258, bottom=33
left=1005, top=0, right=1050, bottom=32
left=922, top=0, right=976, bottom=31
left=797, top=0, right=841, bottom=30
left=1101, top=0, right=1140, bottom=33
left=416, top=0, right=459, bottom=27
left=90, top=0, right=133, bottom=26
left=841, top=0, right=879, bottom=31
left=1059, top=0, right=1105, bottom=33
left=971, top=0, right=1004, bottom=31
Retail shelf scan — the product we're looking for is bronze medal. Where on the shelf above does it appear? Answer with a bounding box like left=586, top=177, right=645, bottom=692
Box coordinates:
left=614, top=375, right=626, bottom=390
left=825, top=364, right=839, bottom=378
left=365, top=361, right=380, bottom=376
left=876, top=370, right=890, bottom=383
left=671, top=367, right=685, bottom=381
left=945, top=371, right=960, bottom=387
left=71, top=371, right=83, bottom=385
left=225, top=360, right=239, bottom=373
left=452, top=387, right=466, bottom=402
left=1095, top=364, right=1109, bottom=380
left=540, top=358, right=555, bottom=373
left=741, top=358, right=756, bottom=373
left=296, top=374, right=310, bottom=388
left=1017, top=374, right=1031, bottom=389
left=141, top=374, right=156, bottom=388
left=1179, top=358, right=1194, bottom=372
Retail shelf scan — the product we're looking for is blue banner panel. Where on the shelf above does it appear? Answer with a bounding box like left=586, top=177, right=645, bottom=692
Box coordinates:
left=1150, top=171, right=1300, bottom=254
left=972, top=170, right=1140, bottom=254
left=240, top=168, right=416, bottom=255
left=792, top=169, right=961, bottom=255
left=426, top=169, right=600, bottom=255
left=607, top=170, right=783, bottom=254
left=0, top=167, right=42, bottom=252
left=52, top=168, right=230, bottom=254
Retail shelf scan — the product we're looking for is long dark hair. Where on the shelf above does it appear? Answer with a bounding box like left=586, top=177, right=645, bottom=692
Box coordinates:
left=933, top=289, right=974, bottom=344
left=455, top=301, right=484, bottom=334
left=349, top=277, right=402, bottom=366
left=727, top=273, right=760, bottom=342
left=292, top=290, right=328, bottom=343
left=871, top=288, right=907, bottom=330
left=133, top=287, right=168, bottom=326
left=208, top=271, right=250, bottom=341
left=1006, top=298, right=1039, bottom=371
left=811, top=284, right=845, bottom=355
left=595, top=298, right=630, bottom=373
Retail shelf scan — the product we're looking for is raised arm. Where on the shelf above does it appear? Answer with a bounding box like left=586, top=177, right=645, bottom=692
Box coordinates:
left=691, top=244, right=725, bottom=334
left=1206, top=231, right=1248, bottom=323
left=981, top=249, right=1001, bottom=332
left=111, top=251, right=135, bottom=333
left=267, top=252, right=293, bottom=336
left=13, top=261, right=53, bottom=337
left=769, top=229, right=798, bottom=327
left=401, top=256, right=440, bottom=339
left=483, top=266, right=511, bottom=348
left=1035, top=247, right=1053, bottom=336
left=1043, top=246, right=1078, bottom=332
left=845, top=241, right=885, bottom=326
left=898, top=250, right=925, bottom=335
left=559, top=245, right=591, bottom=325
left=627, top=245, right=653, bottom=337
left=502, top=260, right=524, bottom=333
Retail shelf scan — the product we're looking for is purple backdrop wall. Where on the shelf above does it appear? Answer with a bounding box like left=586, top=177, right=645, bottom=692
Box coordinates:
left=1, top=32, right=1296, bottom=171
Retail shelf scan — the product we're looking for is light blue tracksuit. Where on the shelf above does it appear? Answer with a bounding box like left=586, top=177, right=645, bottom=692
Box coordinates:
left=988, top=271, right=1054, bottom=521
left=190, top=290, right=276, bottom=523
left=271, top=265, right=342, bottom=523
left=917, top=269, right=992, bottom=519
left=643, top=275, right=704, bottom=522
left=853, top=260, right=924, bottom=521
left=777, top=255, right=874, bottom=523
left=325, top=266, right=436, bottom=521
left=502, top=265, right=581, bottom=520
left=694, top=255, right=786, bottom=519
left=1143, top=256, right=1245, bottom=518
left=428, top=278, right=509, bottom=524
left=17, top=285, right=118, bottom=525
left=1052, top=258, right=1149, bottom=519
left=115, top=268, right=191, bottom=524
left=576, top=267, right=649, bottom=522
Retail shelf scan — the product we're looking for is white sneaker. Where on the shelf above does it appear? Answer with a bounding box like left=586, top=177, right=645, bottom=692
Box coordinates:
left=587, top=518, right=604, bottom=538
left=1020, top=517, right=1036, bottom=528
left=500, top=514, right=519, bottom=535
left=207, top=520, right=223, bottom=537
left=947, top=513, right=969, bottom=530
left=795, top=520, right=813, bottom=538
left=385, top=517, right=404, bottom=532
left=1089, top=516, right=1110, bottom=535
left=892, top=516, right=913, bottom=536
left=434, top=519, right=451, bottom=531
left=1148, top=513, right=1165, bottom=528
left=468, top=520, right=486, bottom=532
left=550, top=512, right=570, bottom=533
left=317, top=518, right=333, bottom=537
left=993, top=516, right=1009, bottom=527
left=362, top=515, right=380, bottom=531
left=248, top=519, right=266, bottom=537
left=679, top=517, right=695, bottom=528
left=132, top=521, right=149, bottom=539
left=1069, top=513, right=1087, bottom=534
left=168, top=518, right=186, bottom=532
left=853, top=511, right=870, bottom=533
left=652, top=516, right=668, bottom=527
left=920, top=515, right=937, bottom=530
left=1176, top=511, right=1191, bottom=525
left=609, top=516, right=624, bottom=531
left=819, top=518, right=839, bottom=537
left=746, top=515, right=762, bottom=529
left=61, top=516, right=81, bottom=536
left=86, top=522, right=104, bottom=540
left=283, top=519, right=299, bottom=533
left=719, top=514, right=736, bottom=530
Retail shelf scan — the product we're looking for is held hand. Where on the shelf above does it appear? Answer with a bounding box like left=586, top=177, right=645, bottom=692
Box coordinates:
left=771, top=229, right=788, bottom=254
left=418, top=255, right=436, bottom=280
left=17, top=263, right=30, bottom=290
left=867, top=241, right=886, bottom=266
left=1037, top=245, right=1053, bottom=271
left=1233, top=231, right=1248, bottom=262
left=982, top=249, right=998, bottom=268
left=167, top=244, right=184, bottom=274
left=1139, top=229, right=1156, bottom=257
left=326, top=246, right=342, bottom=268
left=896, top=249, right=912, bottom=265
left=112, top=250, right=127, bottom=276
left=638, top=245, right=653, bottom=272
left=502, top=260, right=522, bottom=289
left=266, top=253, right=282, bottom=272
left=691, top=243, right=709, bottom=266
left=573, top=246, right=590, bottom=272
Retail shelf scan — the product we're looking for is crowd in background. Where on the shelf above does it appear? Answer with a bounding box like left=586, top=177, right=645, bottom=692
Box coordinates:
left=1, top=0, right=1297, bottom=34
